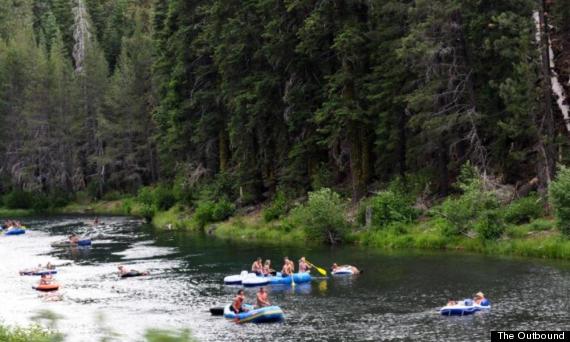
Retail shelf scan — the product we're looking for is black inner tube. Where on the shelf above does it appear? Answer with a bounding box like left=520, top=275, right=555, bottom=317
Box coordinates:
left=121, top=271, right=143, bottom=278
left=210, top=307, right=224, bottom=316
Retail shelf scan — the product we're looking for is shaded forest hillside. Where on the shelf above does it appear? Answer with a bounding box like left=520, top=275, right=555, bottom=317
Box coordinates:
left=0, top=0, right=569, bottom=208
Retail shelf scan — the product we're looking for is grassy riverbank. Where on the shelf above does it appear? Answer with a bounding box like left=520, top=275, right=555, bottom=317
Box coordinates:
left=0, top=324, right=57, bottom=342
left=148, top=201, right=570, bottom=260
left=0, top=323, right=195, bottom=342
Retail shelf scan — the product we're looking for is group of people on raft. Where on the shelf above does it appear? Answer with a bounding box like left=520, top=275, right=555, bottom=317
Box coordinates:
left=1, top=219, right=24, bottom=230
left=230, top=288, right=270, bottom=313
left=251, top=256, right=361, bottom=277
left=250, top=256, right=311, bottom=277
left=446, top=292, right=487, bottom=306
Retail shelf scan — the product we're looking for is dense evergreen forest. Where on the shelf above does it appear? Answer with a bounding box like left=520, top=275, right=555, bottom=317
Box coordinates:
left=0, top=0, right=569, bottom=211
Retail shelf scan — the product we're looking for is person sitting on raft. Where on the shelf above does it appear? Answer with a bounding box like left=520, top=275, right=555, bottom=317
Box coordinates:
left=251, top=257, right=263, bottom=276
left=281, top=257, right=293, bottom=276
left=231, top=289, right=248, bottom=313
left=298, top=257, right=311, bottom=273
left=262, top=259, right=274, bottom=276
left=256, top=287, right=270, bottom=308
left=331, top=263, right=361, bottom=275
left=473, top=292, right=486, bottom=305
left=117, top=265, right=149, bottom=277
left=39, top=274, right=53, bottom=285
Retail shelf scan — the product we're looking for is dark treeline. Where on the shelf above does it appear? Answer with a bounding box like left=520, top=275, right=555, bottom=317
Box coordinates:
left=0, top=0, right=569, bottom=207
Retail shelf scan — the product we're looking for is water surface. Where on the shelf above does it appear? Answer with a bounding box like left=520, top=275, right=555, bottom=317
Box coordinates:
left=0, top=216, right=569, bottom=341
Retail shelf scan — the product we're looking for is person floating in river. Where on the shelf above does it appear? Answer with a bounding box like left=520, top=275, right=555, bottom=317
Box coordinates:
left=473, top=292, right=486, bottom=305
left=331, top=263, right=361, bottom=275
left=68, top=234, right=80, bottom=244
left=39, top=274, right=53, bottom=285
left=256, top=287, right=270, bottom=308
left=117, top=265, right=149, bottom=277
left=251, top=257, right=263, bottom=276
left=231, top=289, right=248, bottom=313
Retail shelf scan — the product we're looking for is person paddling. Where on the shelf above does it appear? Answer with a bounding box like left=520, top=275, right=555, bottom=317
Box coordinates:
left=298, top=257, right=311, bottom=273
left=251, top=257, right=263, bottom=276
left=256, top=287, right=270, bottom=308
left=231, top=289, right=248, bottom=313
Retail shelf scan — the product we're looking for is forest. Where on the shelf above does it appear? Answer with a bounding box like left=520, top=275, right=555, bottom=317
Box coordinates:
left=1, top=0, right=570, bottom=240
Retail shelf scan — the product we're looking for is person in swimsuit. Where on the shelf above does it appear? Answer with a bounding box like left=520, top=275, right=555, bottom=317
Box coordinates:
left=262, top=259, right=273, bottom=276
left=251, top=257, right=263, bottom=275
left=256, top=287, right=270, bottom=308
left=281, top=257, right=292, bottom=276
left=117, top=265, right=149, bottom=277
left=298, top=257, right=311, bottom=273
left=231, top=289, right=248, bottom=313
left=473, top=292, right=486, bottom=305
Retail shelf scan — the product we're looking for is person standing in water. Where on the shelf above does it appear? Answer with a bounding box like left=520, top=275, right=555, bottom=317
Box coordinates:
left=256, top=287, right=270, bottom=307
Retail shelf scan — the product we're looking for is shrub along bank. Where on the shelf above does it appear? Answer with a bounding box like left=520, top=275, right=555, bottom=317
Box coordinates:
left=3, top=164, right=570, bottom=261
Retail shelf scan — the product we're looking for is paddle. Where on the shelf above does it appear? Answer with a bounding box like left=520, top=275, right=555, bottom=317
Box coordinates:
left=306, top=260, right=327, bottom=276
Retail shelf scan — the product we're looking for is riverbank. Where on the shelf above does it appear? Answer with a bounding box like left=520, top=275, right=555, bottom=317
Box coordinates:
left=147, top=202, right=570, bottom=260
left=3, top=198, right=570, bottom=261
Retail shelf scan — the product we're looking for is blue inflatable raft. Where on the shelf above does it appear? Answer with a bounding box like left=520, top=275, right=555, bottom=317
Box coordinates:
left=270, top=272, right=311, bottom=285
left=20, top=269, right=58, bottom=276
left=223, top=304, right=284, bottom=323
left=5, top=228, right=25, bottom=236
left=440, top=299, right=491, bottom=316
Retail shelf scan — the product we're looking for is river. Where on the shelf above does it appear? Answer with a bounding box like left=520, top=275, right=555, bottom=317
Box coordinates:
left=0, top=216, right=569, bottom=341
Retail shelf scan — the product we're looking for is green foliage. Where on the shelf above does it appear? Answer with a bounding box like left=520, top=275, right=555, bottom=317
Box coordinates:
left=145, top=329, right=196, bottom=342
left=358, top=190, right=418, bottom=228
left=550, top=166, right=570, bottom=236
left=288, top=188, right=349, bottom=244
left=193, top=199, right=236, bottom=229
left=504, top=195, right=543, bottom=224
left=2, top=190, right=34, bottom=209
left=263, top=191, right=289, bottom=222
left=434, top=164, right=500, bottom=237
left=0, top=324, right=59, bottom=342
left=475, top=210, right=505, bottom=240
left=136, top=185, right=176, bottom=213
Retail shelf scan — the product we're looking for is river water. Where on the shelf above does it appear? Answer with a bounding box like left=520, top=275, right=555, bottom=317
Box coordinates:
left=0, top=216, right=569, bottom=341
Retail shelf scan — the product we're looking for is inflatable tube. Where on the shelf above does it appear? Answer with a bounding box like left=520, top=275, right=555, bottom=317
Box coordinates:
left=5, top=228, right=25, bottom=236
left=77, top=239, right=92, bottom=246
left=20, top=269, right=57, bottom=276
left=270, top=272, right=311, bottom=285
left=33, top=283, right=60, bottom=292
left=440, top=299, right=491, bottom=316
left=223, top=304, right=284, bottom=323
left=210, top=307, right=225, bottom=316
left=332, top=266, right=354, bottom=275
left=223, top=271, right=250, bottom=285
left=242, top=275, right=270, bottom=287
left=120, top=271, right=148, bottom=278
